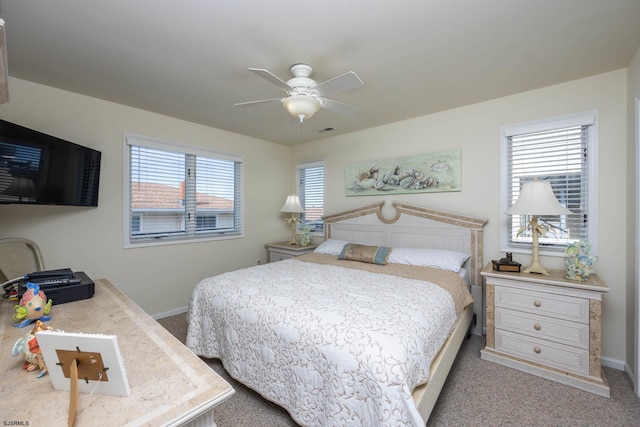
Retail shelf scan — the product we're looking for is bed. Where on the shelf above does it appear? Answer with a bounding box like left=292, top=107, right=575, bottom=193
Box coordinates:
left=186, top=201, right=487, bottom=426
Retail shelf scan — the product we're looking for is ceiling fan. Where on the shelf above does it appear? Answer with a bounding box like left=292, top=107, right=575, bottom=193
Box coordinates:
left=235, top=64, right=364, bottom=123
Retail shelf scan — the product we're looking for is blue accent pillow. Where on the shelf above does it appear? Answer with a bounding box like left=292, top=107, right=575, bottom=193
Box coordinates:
left=338, top=243, right=391, bottom=265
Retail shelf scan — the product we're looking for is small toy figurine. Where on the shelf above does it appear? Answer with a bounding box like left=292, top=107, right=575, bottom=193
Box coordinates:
left=13, top=282, right=53, bottom=328
left=11, top=320, right=52, bottom=377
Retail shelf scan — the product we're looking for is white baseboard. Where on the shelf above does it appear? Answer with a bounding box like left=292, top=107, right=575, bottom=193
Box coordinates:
left=623, top=362, right=635, bottom=384
left=152, top=306, right=188, bottom=320
left=601, top=356, right=625, bottom=371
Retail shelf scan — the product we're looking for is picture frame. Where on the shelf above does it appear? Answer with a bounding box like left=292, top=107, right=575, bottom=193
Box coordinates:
left=36, top=330, right=131, bottom=397
left=345, top=149, right=461, bottom=196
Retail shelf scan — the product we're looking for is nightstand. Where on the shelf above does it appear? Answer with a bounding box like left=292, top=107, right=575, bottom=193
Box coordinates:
left=265, top=241, right=318, bottom=263
left=480, top=263, right=610, bottom=397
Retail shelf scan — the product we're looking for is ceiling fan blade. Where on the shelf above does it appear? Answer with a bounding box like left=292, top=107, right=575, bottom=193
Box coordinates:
left=234, top=98, right=282, bottom=107
left=320, top=98, right=362, bottom=117
left=248, top=68, right=291, bottom=91
left=314, top=71, right=364, bottom=96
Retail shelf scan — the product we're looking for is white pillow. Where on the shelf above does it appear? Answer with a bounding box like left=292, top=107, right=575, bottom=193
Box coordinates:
left=313, top=239, right=349, bottom=256
left=387, top=248, right=469, bottom=273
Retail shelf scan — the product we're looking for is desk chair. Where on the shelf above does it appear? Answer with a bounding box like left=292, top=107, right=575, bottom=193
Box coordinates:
left=0, top=238, right=45, bottom=283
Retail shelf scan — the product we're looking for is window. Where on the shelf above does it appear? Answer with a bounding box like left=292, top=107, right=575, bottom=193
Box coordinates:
left=500, top=111, right=597, bottom=256
left=296, top=160, right=325, bottom=234
left=124, top=133, right=243, bottom=247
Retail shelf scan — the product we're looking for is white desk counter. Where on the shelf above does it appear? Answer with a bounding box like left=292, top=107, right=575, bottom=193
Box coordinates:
left=0, top=279, right=234, bottom=426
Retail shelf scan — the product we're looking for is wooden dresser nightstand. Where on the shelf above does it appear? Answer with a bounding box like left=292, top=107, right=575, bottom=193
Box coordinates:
left=265, top=241, right=318, bottom=262
left=480, top=263, right=610, bottom=397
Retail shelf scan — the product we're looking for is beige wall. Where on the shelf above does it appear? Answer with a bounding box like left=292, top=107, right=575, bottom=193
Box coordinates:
left=627, top=46, right=640, bottom=383
left=292, top=70, right=628, bottom=363
left=0, top=78, right=291, bottom=316
left=0, top=70, right=631, bottom=365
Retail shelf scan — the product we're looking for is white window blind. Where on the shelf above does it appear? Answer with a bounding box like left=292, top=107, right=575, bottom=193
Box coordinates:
left=502, top=111, right=597, bottom=254
left=296, top=160, right=325, bottom=233
left=124, top=134, right=243, bottom=247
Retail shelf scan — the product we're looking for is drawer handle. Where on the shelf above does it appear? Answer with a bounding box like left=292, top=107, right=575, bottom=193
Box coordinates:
left=534, top=347, right=542, bottom=354
left=533, top=323, right=542, bottom=331
left=533, top=300, right=542, bottom=307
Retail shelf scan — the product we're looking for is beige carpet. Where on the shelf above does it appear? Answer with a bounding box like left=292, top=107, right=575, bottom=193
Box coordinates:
left=157, top=313, right=640, bottom=426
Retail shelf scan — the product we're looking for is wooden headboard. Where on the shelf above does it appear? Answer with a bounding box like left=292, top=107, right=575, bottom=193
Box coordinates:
left=323, top=201, right=488, bottom=287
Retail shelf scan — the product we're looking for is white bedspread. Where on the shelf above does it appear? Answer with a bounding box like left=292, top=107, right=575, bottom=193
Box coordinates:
left=186, top=258, right=460, bottom=427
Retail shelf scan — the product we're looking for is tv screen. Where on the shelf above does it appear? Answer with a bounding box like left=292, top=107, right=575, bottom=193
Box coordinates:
left=0, top=119, right=101, bottom=206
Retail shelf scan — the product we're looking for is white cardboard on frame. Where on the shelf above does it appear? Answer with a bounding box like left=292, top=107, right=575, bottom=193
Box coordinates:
left=37, top=330, right=131, bottom=397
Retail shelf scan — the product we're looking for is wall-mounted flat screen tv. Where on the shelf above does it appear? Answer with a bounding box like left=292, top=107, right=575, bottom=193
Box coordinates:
left=0, top=119, right=101, bottom=206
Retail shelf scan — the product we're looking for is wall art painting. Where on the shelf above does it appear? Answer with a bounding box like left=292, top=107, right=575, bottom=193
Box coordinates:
left=345, top=149, right=461, bottom=196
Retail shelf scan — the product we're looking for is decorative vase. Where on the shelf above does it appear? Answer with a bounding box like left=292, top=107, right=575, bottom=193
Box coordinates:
left=298, top=226, right=311, bottom=247
left=564, top=240, right=597, bottom=281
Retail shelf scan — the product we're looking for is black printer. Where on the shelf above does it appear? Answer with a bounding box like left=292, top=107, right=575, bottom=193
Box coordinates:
left=18, top=268, right=95, bottom=305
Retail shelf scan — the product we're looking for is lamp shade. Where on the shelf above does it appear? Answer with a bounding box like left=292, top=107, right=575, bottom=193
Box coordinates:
left=280, top=194, right=304, bottom=213
left=282, top=95, right=321, bottom=122
left=506, top=181, right=573, bottom=216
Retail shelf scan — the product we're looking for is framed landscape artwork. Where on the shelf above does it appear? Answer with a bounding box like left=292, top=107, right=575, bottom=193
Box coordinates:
left=345, top=149, right=461, bottom=196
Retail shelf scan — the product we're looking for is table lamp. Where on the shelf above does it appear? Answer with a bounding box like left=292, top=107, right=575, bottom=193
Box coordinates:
left=280, top=194, right=305, bottom=245
left=506, top=180, right=573, bottom=275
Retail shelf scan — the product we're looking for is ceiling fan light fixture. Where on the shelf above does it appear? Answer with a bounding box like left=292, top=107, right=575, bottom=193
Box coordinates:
left=282, top=95, right=321, bottom=123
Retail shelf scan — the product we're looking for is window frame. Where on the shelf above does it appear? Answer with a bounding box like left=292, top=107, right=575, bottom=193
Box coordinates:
left=500, top=111, right=598, bottom=257
left=123, top=133, right=244, bottom=248
left=296, top=159, right=326, bottom=236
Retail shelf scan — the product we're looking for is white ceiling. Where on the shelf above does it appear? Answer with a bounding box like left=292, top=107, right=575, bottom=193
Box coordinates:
left=1, top=1, right=639, bottom=146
